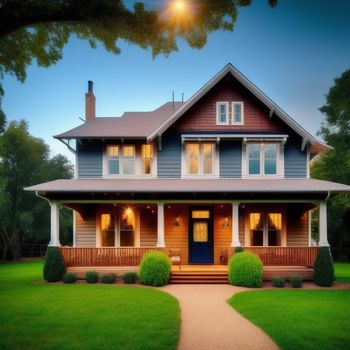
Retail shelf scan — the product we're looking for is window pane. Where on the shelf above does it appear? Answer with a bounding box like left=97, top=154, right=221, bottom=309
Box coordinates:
left=268, top=230, right=278, bottom=246
left=234, top=103, right=242, bottom=123
left=193, top=222, right=208, bottom=242
left=101, top=214, right=115, bottom=247
left=249, top=159, right=260, bottom=174
left=143, top=159, right=151, bottom=174
left=107, top=146, right=119, bottom=157
left=142, top=144, right=152, bottom=174
left=264, top=159, right=276, bottom=174
left=264, top=144, right=277, bottom=158
left=268, top=213, right=282, bottom=230
left=203, top=143, right=213, bottom=175
left=123, top=146, right=134, bottom=157
left=123, top=159, right=134, bottom=174
left=252, top=230, right=264, bottom=246
left=187, top=143, right=199, bottom=174
left=250, top=213, right=263, bottom=230
left=218, top=103, right=227, bottom=123
left=192, top=210, right=210, bottom=219
left=248, top=144, right=260, bottom=158
left=108, top=159, right=119, bottom=174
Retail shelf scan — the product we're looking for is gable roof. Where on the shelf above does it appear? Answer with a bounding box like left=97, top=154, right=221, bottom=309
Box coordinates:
left=55, top=64, right=330, bottom=154
left=54, top=102, right=184, bottom=139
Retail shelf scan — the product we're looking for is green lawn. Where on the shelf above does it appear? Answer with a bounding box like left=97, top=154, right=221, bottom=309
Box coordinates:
left=229, top=290, right=350, bottom=350
left=334, top=262, right=350, bottom=283
left=0, top=261, right=180, bottom=350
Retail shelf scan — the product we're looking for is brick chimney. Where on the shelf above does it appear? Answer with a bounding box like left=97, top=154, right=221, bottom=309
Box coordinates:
left=85, top=80, right=95, bottom=121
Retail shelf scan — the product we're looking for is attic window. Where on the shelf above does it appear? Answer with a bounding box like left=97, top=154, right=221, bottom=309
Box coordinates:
left=216, top=102, right=229, bottom=125
left=232, top=102, right=244, bottom=125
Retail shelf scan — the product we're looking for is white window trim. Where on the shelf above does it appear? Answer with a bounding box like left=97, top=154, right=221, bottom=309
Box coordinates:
left=216, top=102, right=229, bottom=125
left=232, top=102, right=244, bottom=125
left=181, top=141, right=219, bottom=178
left=103, top=143, right=157, bottom=178
left=242, top=142, right=284, bottom=178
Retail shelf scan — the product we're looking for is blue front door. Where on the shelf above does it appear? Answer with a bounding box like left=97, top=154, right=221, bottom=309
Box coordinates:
left=189, top=208, right=213, bottom=264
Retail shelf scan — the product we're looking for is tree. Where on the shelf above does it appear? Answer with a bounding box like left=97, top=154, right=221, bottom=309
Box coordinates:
left=0, top=0, right=277, bottom=128
left=0, top=120, right=73, bottom=260
left=311, top=69, right=350, bottom=261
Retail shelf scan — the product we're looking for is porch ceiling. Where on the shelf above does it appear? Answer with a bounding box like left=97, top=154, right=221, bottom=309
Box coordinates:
left=25, top=178, right=350, bottom=201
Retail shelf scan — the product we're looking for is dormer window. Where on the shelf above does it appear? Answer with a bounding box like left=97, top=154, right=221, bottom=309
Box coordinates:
left=232, top=102, right=244, bottom=125
left=216, top=102, right=229, bottom=125
left=185, top=142, right=215, bottom=175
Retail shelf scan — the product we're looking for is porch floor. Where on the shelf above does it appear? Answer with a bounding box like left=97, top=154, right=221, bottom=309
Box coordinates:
left=67, top=264, right=314, bottom=282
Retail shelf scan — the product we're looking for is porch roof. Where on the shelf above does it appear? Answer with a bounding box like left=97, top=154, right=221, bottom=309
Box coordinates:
left=26, top=178, right=350, bottom=196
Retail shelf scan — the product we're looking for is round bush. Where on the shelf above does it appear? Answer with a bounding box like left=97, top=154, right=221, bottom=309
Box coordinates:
left=101, top=273, right=117, bottom=284
left=228, top=251, right=263, bottom=288
left=85, top=271, right=99, bottom=284
left=63, top=272, right=77, bottom=284
left=123, top=272, right=137, bottom=284
left=43, top=247, right=66, bottom=282
left=272, top=276, right=285, bottom=288
left=290, top=274, right=303, bottom=288
left=313, top=247, right=335, bottom=286
left=138, top=251, right=171, bottom=286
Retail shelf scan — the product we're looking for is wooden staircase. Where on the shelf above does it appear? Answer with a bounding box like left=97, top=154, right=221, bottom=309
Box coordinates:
left=170, top=265, right=228, bottom=284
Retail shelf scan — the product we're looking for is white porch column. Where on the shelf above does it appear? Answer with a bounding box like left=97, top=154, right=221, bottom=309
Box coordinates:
left=231, top=202, right=241, bottom=247
left=49, top=201, right=61, bottom=247
left=157, top=202, right=165, bottom=247
left=319, top=200, right=329, bottom=247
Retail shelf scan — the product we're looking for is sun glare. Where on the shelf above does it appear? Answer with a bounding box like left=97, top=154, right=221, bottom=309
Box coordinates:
left=173, top=0, right=186, bottom=12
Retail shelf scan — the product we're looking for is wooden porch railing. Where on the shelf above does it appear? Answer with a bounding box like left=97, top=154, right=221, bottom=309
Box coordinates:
left=60, top=247, right=163, bottom=267
left=244, top=247, right=320, bottom=267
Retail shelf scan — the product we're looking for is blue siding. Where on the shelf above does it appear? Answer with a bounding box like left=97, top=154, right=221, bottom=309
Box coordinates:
left=220, top=141, right=242, bottom=178
left=77, top=141, right=103, bottom=178
left=157, top=132, right=181, bottom=178
left=284, top=138, right=307, bottom=178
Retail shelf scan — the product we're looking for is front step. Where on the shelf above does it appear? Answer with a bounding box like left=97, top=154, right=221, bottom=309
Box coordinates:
left=170, top=272, right=228, bottom=284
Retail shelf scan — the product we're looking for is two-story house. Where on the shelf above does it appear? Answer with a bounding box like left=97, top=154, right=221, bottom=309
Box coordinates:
left=27, top=64, right=350, bottom=281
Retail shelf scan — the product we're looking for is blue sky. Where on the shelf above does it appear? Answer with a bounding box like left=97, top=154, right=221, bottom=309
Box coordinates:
left=3, top=0, right=350, bottom=161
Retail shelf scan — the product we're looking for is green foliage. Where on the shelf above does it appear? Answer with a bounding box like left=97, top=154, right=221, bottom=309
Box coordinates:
left=290, top=274, right=303, bottom=288
left=311, top=69, right=350, bottom=261
left=101, top=273, right=117, bottom=284
left=123, top=272, right=138, bottom=284
left=63, top=272, right=77, bottom=284
left=313, top=247, right=335, bottom=286
left=85, top=271, right=99, bottom=283
left=43, top=246, right=66, bottom=282
left=228, top=251, right=263, bottom=288
left=235, top=246, right=244, bottom=253
left=271, top=276, right=285, bottom=288
left=139, top=251, right=171, bottom=287
left=0, top=120, right=73, bottom=260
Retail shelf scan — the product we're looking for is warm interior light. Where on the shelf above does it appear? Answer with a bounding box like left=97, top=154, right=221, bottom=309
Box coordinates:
left=125, top=207, right=132, bottom=215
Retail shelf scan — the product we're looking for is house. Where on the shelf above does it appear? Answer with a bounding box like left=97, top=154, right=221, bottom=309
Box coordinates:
left=26, top=64, right=350, bottom=281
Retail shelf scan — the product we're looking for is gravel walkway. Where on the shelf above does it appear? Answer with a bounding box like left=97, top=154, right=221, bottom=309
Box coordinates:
left=161, top=284, right=279, bottom=350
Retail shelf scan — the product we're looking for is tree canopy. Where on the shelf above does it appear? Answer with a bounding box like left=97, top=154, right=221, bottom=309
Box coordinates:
left=0, top=0, right=277, bottom=130
left=311, top=69, right=350, bottom=260
left=0, top=120, right=73, bottom=260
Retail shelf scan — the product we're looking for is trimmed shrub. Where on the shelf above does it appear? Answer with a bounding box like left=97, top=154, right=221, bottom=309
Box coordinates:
left=123, top=272, right=138, bottom=284
left=85, top=271, right=99, bottom=284
left=63, top=272, right=77, bottom=284
left=101, top=273, right=117, bottom=284
left=290, top=274, right=303, bottom=288
left=228, top=251, right=263, bottom=288
left=139, top=251, right=171, bottom=286
left=235, top=246, right=244, bottom=253
left=272, top=276, right=285, bottom=288
left=43, top=247, right=66, bottom=282
left=313, top=247, right=335, bottom=286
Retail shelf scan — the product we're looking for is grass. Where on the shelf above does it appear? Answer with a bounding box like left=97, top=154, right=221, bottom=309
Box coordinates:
left=229, top=290, right=350, bottom=350
left=334, top=262, right=350, bottom=283
left=0, top=260, right=180, bottom=350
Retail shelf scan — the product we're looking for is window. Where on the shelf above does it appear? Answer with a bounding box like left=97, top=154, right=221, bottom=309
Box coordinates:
left=142, top=144, right=153, bottom=174
left=120, top=208, right=135, bottom=246
left=216, top=102, right=229, bottom=125
left=186, top=143, right=215, bottom=175
left=106, top=145, right=135, bottom=175
left=232, top=102, right=244, bottom=124
left=247, top=143, right=278, bottom=176
left=249, top=212, right=282, bottom=246
left=101, top=213, right=115, bottom=246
